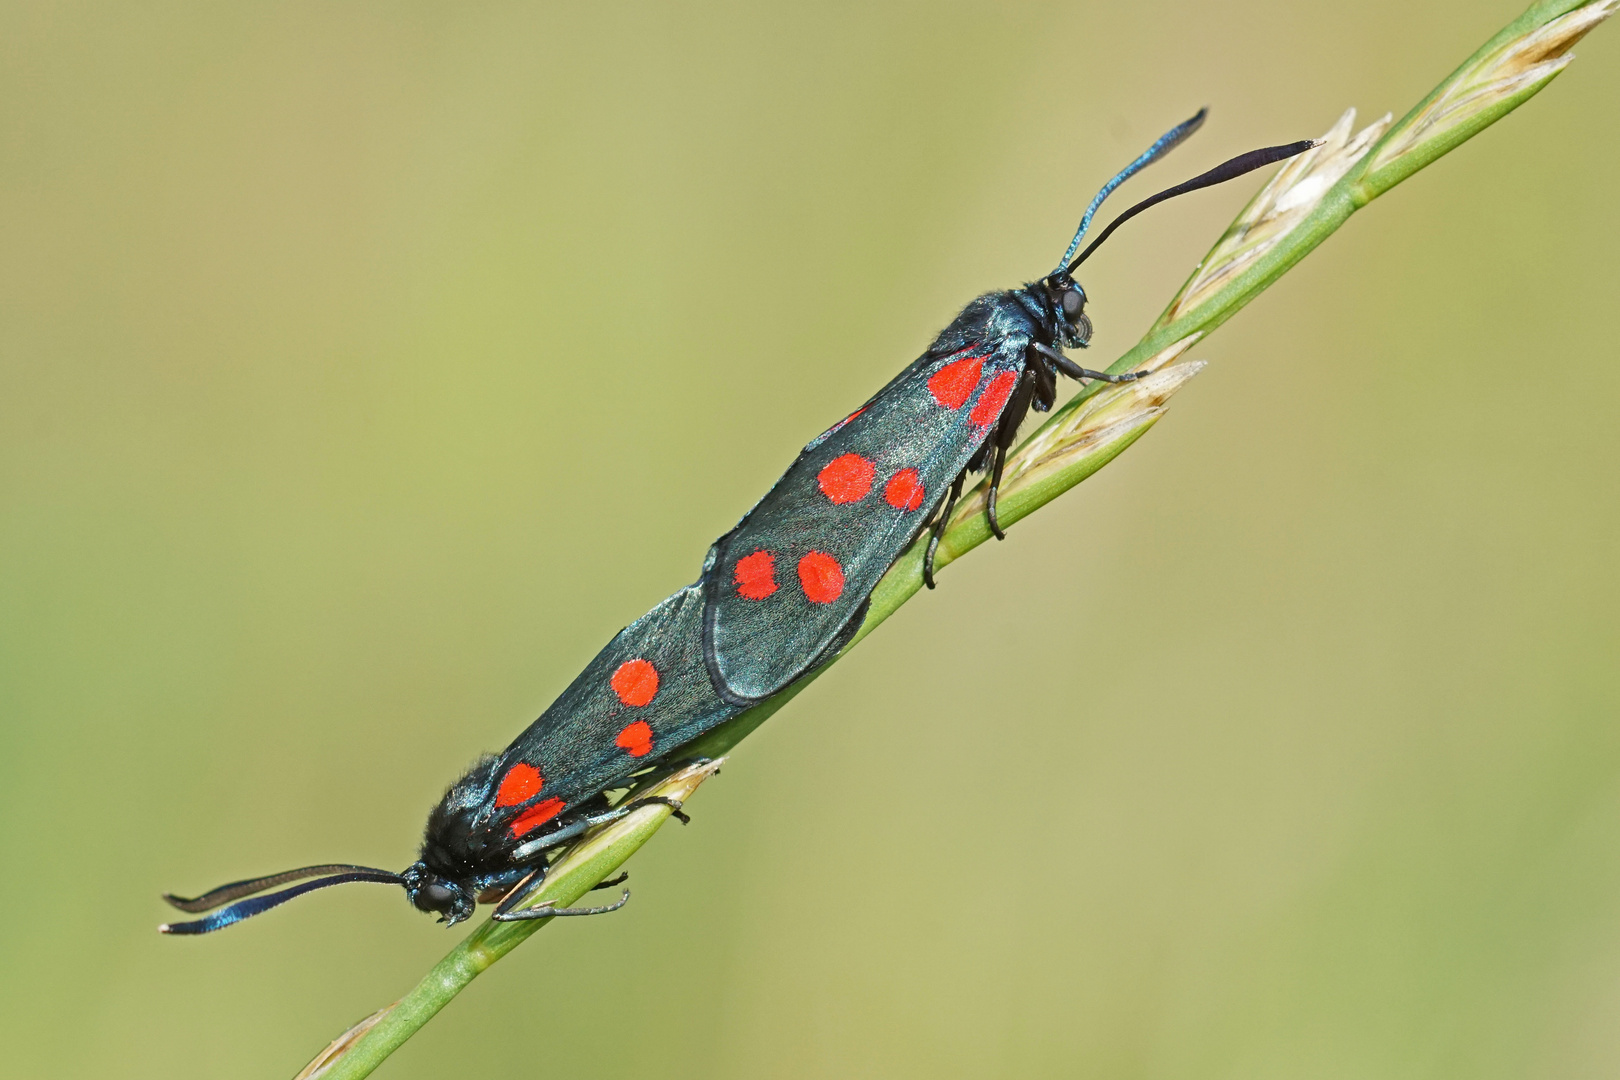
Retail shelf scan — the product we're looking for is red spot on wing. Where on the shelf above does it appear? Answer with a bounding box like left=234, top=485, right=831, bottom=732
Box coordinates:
left=969, top=370, right=1019, bottom=428
left=884, top=468, right=925, bottom=511
left=734, top=550, right=778, bottom=600
left=615, top=720, right=654, bottom=757
left=510, top=797, right=566, bottom=838
left=817, top=453, right=875, bottom=504
left=797, top=551, right=845, bottom=604
left=928, top=355, right=984, bottom=410
left=610, top=659, right=659, bottom=707
left=494, top=763, right=544, bottom=808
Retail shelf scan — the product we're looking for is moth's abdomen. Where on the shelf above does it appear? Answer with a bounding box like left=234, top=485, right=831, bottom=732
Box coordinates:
left=424, top=584, right=740, bottom=876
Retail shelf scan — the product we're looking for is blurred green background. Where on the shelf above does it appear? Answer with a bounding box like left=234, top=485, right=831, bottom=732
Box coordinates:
left=4, top=1, right=1619, bottom=1077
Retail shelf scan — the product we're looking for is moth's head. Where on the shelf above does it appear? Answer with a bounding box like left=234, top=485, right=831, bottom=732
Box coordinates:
left=1042, top=273, right=1092, bottom=349
left=401, top=861, right=477, bottom=925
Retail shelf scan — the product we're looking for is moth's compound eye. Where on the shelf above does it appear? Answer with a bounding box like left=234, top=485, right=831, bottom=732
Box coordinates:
left=414, top=878, right=461, bottom=914
left=1061, top=288, right=1085, bottom=319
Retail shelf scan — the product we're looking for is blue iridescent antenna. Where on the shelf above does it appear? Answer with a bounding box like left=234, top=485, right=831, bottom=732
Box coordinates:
left=1053, top=108, right=1208, bottom=274
left=158, top=862, right=404, bottom=934
left=159, top=870, right=404, bottom=934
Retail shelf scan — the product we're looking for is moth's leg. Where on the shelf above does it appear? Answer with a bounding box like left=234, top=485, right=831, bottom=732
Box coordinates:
left=574, top=795, right=690, bottom=831
left=590, top=872, right=629, bottom=892
left=506, top=796, right=690, bottom=865
left=476, top=862, right=546, bottom=906
left=924, top=471, right=966, bottom=590
left=1031, top=341, right=1144, bottom=384
left=1031, top=359, right=1057, bottom=413
left=986, top=440, right=1010, bottom=541
left=491, top=866, right=631, bottom=922
left=622, top=795, right=690, bottom=824
left=986, top=370, right=1036, bottom=540
left=490, top=866, right=544, bottom=917
left=491, top=799, right=684, bottom=921
left=493, top=890, right=630, bottom=921
left=617, top=759, right=711, bottom=804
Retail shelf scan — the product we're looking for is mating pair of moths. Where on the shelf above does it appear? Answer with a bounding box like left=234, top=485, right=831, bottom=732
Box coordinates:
left=162, top=111, right=1311, bottom=935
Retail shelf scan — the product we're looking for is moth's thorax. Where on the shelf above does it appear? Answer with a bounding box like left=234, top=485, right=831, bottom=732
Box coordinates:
left=413, top=753, right=552, bottom=922
left=927, top=281, right=1089, bottom=360
left=419, top=753, right=507, bottom=882
left=925, top=289, right=1041, bottom=359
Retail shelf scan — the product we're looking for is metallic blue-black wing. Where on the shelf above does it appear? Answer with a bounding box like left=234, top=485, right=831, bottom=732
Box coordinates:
left=701, top=330, right=1029, bottom=705
left=439, top=583, right=740, bottom=862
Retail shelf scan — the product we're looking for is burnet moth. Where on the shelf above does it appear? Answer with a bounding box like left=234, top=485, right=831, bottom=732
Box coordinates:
left=703, top=110, right=1314, bottom=706
left=162, top=111, right=1312, bottom=935
left=162, top=584, right=737, bottom=932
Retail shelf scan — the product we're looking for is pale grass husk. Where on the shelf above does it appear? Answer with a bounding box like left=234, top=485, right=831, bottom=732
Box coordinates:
left=1165, top=110, right=1392, bottom=322
left=952, top=337, right=1206, bottom=528
left=296, top=1006, right=397, bottom=1080
left=1368, top=0, right=1618, bottom=175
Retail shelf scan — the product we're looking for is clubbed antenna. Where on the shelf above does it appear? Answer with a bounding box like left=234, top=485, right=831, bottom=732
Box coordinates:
left=1054, top=108, right=1208, bottom=273
left=1062, top=138, right=1319, bottom=275
left=159, top=863, right=403, bottom=935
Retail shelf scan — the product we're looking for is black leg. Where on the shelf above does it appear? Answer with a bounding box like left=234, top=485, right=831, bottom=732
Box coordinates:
left=491, top=865, right=636, bottom=922
left=492, top=886, right=631, bottom=922
left=985, top=369, right=1034, bottom=541
left=986, top=439, right=1009, bottom=540
left=1032, top=341, right=1144, bottom=384
left=615, top=793, right=686, bottom=829
left=1032, top=361, right=1057, bottom=412
left=616, top=758, right=714, bottom=804
left=591, top=872, right=629, bottom=891
left=507, top=795, right=690, bottom=862
left=924, top=471, right=965, bottom=589
left=491, top=867, right=544, bottom=918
